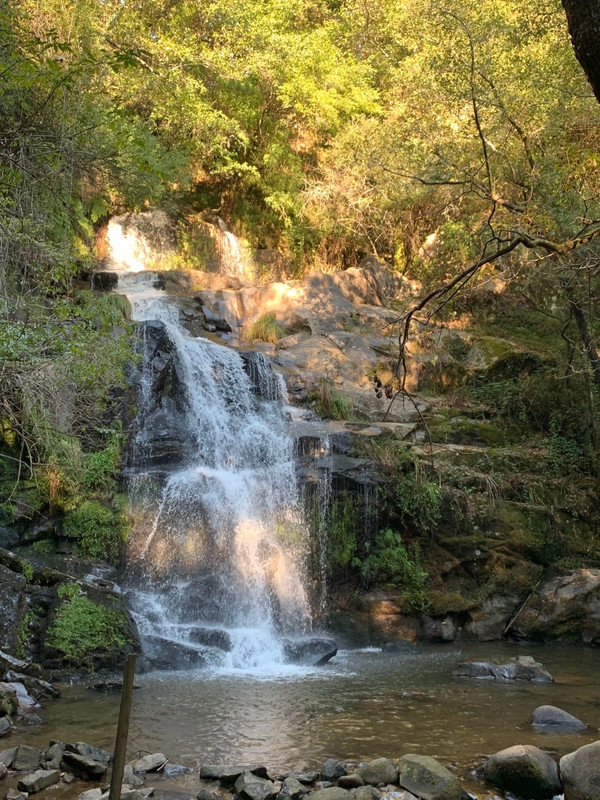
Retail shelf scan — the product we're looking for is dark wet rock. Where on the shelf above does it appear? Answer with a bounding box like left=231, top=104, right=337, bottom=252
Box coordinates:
left=381, top=641, right=420, bottom=655
left=0, top=650, right=43, bottom=679
left=235, top=771, right=277, bottom=800
left=4, top=673, right=60, bottom=700
left=65, top=742, right=112, bottom=766
left=201, top=306, right=232, bottom=332
left=452, top=656, right=553, bottom=683
left=483, top=745, right=561, bottom=800
left=124, top=764, right=145, bottom=787
left=17, top=769, right=60, bottom=793
left=61, top=752, right=108, bottom=780
left=200, top=765, right=269, bottom=784
left=283, top=638, right=338, bottom=666
left=144, top=635, right=206, bottom=670
left=188, top=627, right=232, bottom=651
left=310, top=789, right=350, bottom=800
left=338, top=774, right=364, bottom=789
left=357, top=759, right=398, bottom=786
left=529, top=705, right=587, bottom=732
left=92, top=271, right=119, bottom=291
left=397, top=754, right=462, bottom=800
left=280, top=777, right=310, bottom=799
left=0, top=761, right=6, bottom=779
left=13, top=745, right=42, bottom=771
left=0, top=746, right=17, bottom=767
left=132, top=753, right=166, bottom=773
left=321, top=759, right=347, bottom=781
left=560, top=740, right=600, bottom=800
left=42, top=741, right=65, bottom=770
left=420, top=616, right=458, bottom=643
left=283, top=772, right=319, bottom=785
left=0, top=716, right=12, bottom=739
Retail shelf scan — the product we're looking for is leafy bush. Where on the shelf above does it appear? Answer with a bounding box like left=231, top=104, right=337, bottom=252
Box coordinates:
left=361, top=528, right=429, bottom=610
left=62, top=500, right=128, bottom=562
left=394, top=472, right=441, bottom=536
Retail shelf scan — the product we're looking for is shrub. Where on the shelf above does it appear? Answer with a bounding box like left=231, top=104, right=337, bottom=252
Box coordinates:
left=62, top=500, right=128, bottom=562
left=246, top=312, right=285, bottom=344
left=361, top=528, right=429, bottom=609
left=46, top=591, right=130, bottom=668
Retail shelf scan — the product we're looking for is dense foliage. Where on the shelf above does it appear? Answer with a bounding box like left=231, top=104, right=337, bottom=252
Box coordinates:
left=2, top=0, right=600, bottom=581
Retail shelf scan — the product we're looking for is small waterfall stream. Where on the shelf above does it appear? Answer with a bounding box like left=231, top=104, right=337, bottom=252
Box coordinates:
left=121, top=273, right=312, bottom=672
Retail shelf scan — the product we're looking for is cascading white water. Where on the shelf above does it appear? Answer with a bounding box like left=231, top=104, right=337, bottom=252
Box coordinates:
left=121, top=274, right=312, bottom=671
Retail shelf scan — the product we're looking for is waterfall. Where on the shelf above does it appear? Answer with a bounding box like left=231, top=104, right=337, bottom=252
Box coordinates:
left=121, top=274, right=311, bottom=671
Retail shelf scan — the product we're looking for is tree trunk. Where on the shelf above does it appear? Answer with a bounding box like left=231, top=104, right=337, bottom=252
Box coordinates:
left=561, top=0, right=600, bottom=102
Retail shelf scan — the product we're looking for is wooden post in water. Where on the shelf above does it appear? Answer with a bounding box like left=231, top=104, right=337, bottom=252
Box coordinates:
left=109, top=655, right=136, bottom=800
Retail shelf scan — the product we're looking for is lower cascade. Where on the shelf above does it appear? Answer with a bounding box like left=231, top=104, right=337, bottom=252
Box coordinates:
left=121, top=273, right=316, bottom=672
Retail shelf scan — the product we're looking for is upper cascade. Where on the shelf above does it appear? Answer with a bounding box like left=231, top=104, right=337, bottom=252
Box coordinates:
left=121, top=271, right=313, bottom=672
left=102, top=210, right=254, bottom=280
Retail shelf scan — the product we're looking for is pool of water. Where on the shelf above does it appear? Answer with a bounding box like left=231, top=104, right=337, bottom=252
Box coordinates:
left=15, top=642, right=600, bottom=786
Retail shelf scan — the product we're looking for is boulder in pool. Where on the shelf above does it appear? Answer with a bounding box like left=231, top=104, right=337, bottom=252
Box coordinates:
left=398, top=754, right=461, bottom=800
left=320, top=759, right=347, bottom=781
left=357, top=758, right=398, bottom=786
left=282, top=638, right=338, bottom=666
left=143, top=635, right=207, bottom=670
left=483, top=745, right=560, bottom=800
left=529, top=705, right=587, bottom=732
left=560, top=740, right=600, bottom=800
left=235, top=771, right=277, bottom=800
left=452, top=656, right=553, bottom=683
left=132, top=753, right=167, bottom=773
left=280, top=777, right=310, bottom=799
left=188, top=627, right=232, bottom=651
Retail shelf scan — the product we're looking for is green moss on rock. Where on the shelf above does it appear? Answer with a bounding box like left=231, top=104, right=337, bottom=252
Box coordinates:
left=46, top=588, right=135, bottom=670
left=62, top=500, right=129, bottom=563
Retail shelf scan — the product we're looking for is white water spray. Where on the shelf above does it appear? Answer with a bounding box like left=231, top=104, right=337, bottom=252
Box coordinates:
left=120, top=274, right=311, bottom=672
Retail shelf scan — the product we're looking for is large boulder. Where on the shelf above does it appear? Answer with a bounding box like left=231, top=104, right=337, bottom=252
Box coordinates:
left=357, top=758, right=398, bottom=786
left=560, top=741, right=600, bottom=800
left=320, top=760, right=347, bottom=781
left=235, top=771, right=277, bottom=800
left=465, top=595, right=520, bottom=640
left=282, top=637, right=337, bottom=666
left=13, top=745, right=42, bottom=771
left=511, top=569, right=600, bottom=644
left=143, top=635, right=206, bottom=670
left=132, top=753, right=166, bottom=773
left=452, top=656, right=553, bottom=683
left=529, top=705, right=587, bottom=732
left=17, top=770, right=60, bottom=794
left=397, top=755, right=461, bottom=800
left=483, top=745, right=561, bottom=800
left=188, top=627, right=232, bottom=651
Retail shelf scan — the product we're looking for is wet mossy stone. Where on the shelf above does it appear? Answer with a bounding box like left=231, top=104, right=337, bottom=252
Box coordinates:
left=483, top=745, right=560, bottom=800
left=397, top=754, right=462, bottom=800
